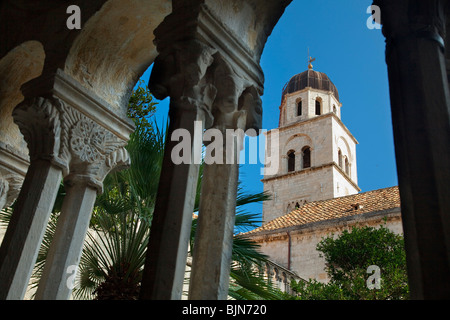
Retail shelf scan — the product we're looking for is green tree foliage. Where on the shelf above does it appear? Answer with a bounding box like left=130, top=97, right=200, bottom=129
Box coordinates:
left=126, top=79, right=157, bottom=130
left=290, top=223, right=409, bottom=300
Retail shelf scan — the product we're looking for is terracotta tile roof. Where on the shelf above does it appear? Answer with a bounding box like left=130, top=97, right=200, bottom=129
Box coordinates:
left=245, top=186, right=400, bottom=235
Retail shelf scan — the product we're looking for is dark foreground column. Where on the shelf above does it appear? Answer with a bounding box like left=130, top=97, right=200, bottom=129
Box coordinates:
left=375, top=0, right=450, bottom=299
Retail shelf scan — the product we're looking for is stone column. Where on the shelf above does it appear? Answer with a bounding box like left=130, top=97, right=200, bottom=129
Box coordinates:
left=0, top=97, right=65, bottom=300
left=189, top=57, right=262, bottom=299
left=35, top=111, right=130, bottom=300
left=139, top=40, right=217, bottom=300
left=0, top=69, right=133, bottom=300
left=139, top=2, right=265, bottom=300
left=0, top=173, right=23, bottom=212
left=375, top=0, right=450, bottom=298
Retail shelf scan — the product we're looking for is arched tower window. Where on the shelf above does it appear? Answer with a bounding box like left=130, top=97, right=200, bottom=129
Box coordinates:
left=315, top=99, right=321, bottom=115
left=302, top=146, right=311, bottom=169
left=338, top=149, right=343, bottom=168
left=287, top=151, right=295, bottom=172
left=333, top=105, right=337, bottom=114
left=297, top=100, right=302, bottom=116
left=345, top=157, right=350, bottom=175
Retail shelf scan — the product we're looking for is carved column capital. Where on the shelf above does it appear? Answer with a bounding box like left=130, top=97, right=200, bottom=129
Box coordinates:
left=13, top=95, right=130, bottom=193
left=12, top=96, right=66, bottom=169
left=0, top=173, right=24, bottom=209
left=58, top=100, right=130, bottom=192
left=150, top=39, right=218, bottom=128
left=210, top=55, right=262, bottom=134
left=12, top=70, right=134, bottom=194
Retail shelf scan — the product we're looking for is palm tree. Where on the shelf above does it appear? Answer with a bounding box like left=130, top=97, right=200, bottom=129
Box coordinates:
left=74, top=120, right=274, bottom=299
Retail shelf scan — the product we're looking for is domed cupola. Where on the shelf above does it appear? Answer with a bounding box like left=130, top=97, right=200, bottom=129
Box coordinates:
left=278, top=58, right=342, bottom=128
left=281, top=68, right=339, bottom=103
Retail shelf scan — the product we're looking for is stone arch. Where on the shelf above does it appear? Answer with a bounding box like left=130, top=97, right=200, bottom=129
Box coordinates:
left=337, top=136, right=352, bottom=162
left=64, top=0, right=172, bottom=113
left=0, top=40, right=45, bottom=155
left=284, top=133, right=313, bottom=157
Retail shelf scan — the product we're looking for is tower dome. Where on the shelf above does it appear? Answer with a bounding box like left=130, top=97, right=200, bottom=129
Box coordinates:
left=281, top=69, right=340, bottom=102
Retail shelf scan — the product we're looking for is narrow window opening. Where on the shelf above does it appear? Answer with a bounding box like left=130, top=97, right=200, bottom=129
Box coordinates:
left=345, top=157, right=350, bottom=175
left=288, top=151, right=295, bottom=172
left=302, top=147, right=311, bottom=169
left=297, top=100, right=302, bottom=116
left=315, top=100, right=321, bottom=115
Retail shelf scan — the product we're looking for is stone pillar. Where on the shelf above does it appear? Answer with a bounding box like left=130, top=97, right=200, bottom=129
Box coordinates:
left=139, top=40, right=217, bottom=300
left=189, top=58, right=262, bottom=299
left=0, top=143, right=27, bottom=212
left=139, top=3, right=264, bottom=300
left=35, top=111, right=130, bottom=300
left=0, top=69, right=133, bottom=300
left=0, top=173, right=23, bottom=212
left=0, top=97, right=65, bottom=300
left=375, top=0, right=450, bottom=298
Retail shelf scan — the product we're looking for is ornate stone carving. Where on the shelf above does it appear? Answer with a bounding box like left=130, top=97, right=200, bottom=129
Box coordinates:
left=0, top=176, right=8, bottom=210
left=12, top=95, right=130, bottom=193
left=58, top=100, right=130, bottom=192
left=12, top=96, right=63, bottom=166
left=211, top=54, right=262, bottom=133
left=0, top=172, right=24, bottom=210
left=150, top=39, right=218, bottom=128
left=70, top=119, right=109, bottom=163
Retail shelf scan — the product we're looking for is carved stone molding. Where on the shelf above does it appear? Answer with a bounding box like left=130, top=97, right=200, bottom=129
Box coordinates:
left=153, top=2, right=264, bottom=93
left=150, top=2, right=265, bottom=131
left=58, top=100, right=130, bottom=192
left=210, top=55, right=262, bottom=134
left=0, top=176, right=9, bottom=210
left=0, top=172, right=24, bottom=210
left=150, top=39, right=218, bottom=128
left=13, top=70, right=133, bottom=192
left=12, top=96, right=64, bottom=168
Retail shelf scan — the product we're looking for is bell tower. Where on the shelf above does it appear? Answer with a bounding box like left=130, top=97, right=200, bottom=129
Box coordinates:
left=262, top=61, right=360, bottom=223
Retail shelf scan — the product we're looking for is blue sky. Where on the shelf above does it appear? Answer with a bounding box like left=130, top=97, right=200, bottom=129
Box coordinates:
left=140, top=0, right=398, bottom=224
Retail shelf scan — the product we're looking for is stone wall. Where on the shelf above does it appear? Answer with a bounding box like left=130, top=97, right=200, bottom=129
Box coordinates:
left=252, top=208, right=402, bottom=283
